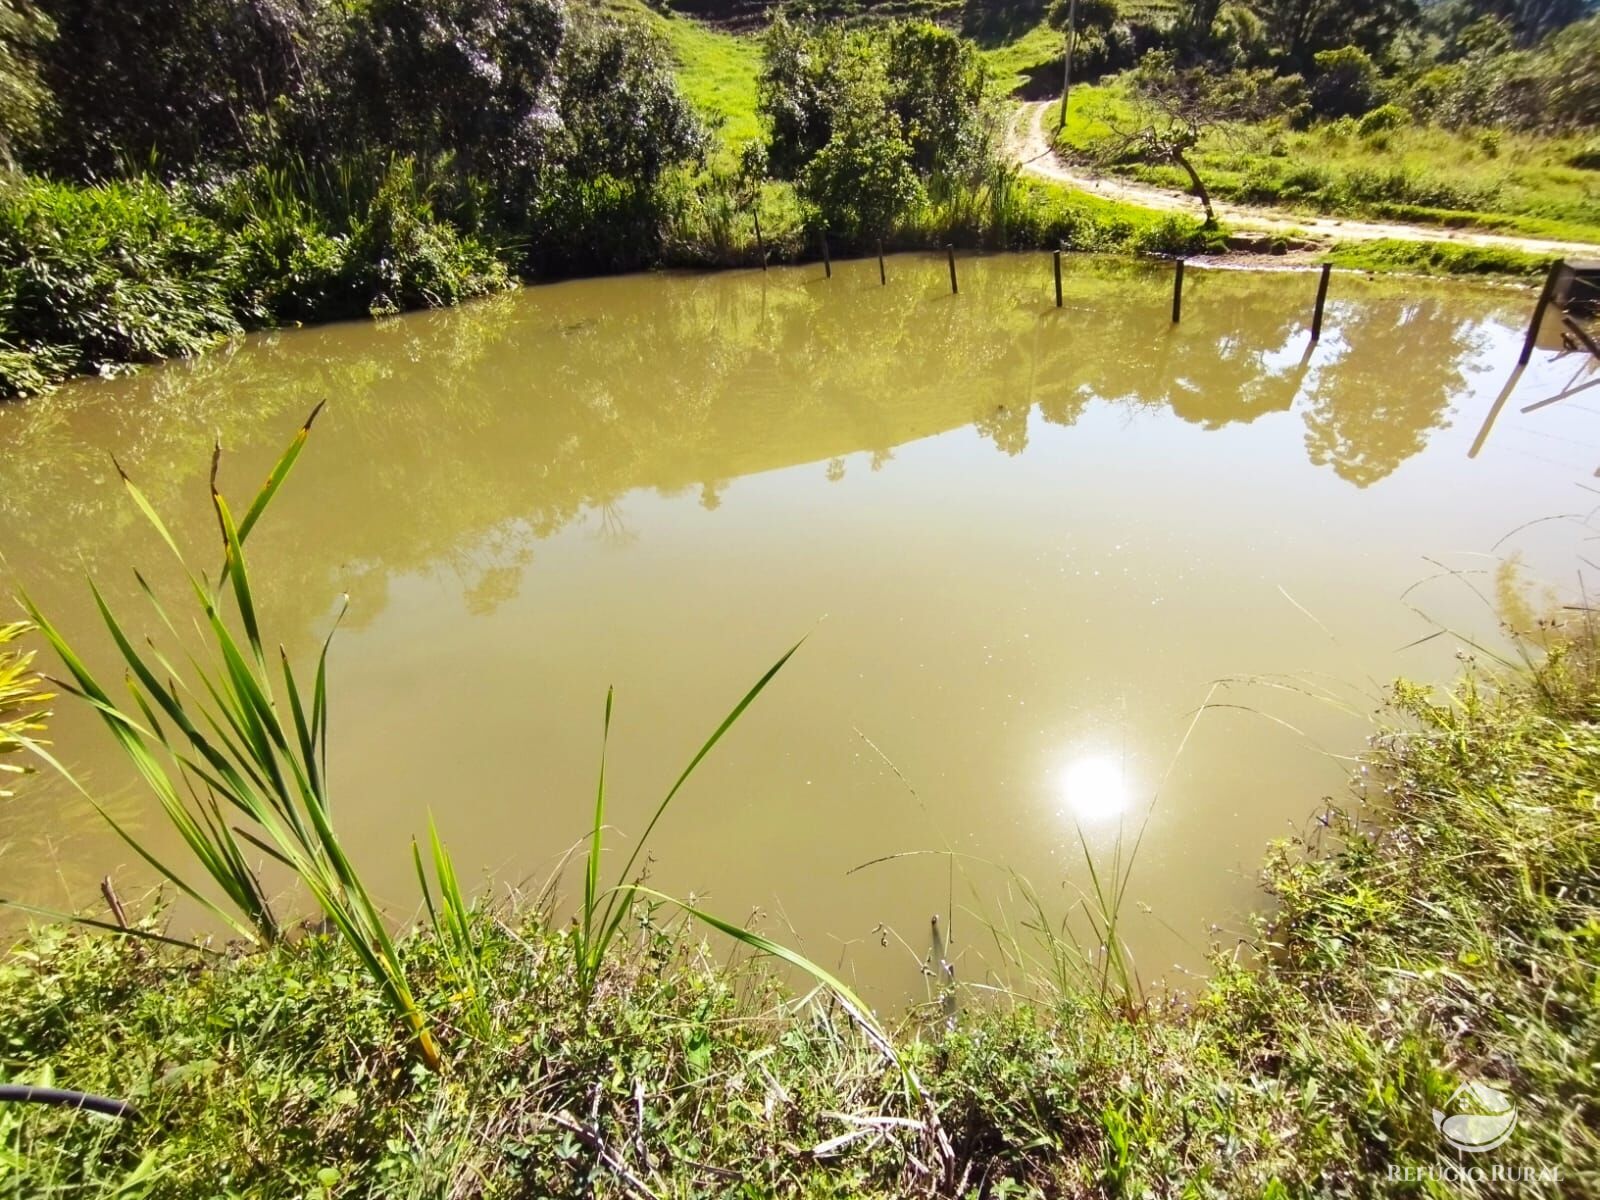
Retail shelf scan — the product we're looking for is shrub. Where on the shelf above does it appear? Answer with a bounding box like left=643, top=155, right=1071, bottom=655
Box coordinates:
left=0, top=176, right=240, bottom=394
left=1356, top=103, right=1408, bottom=135
left=1310, top=45, right=1381, bottom=118
left=340, top=159, right=509, bottom=317
left=1569, top=138, right=1600, bottom=170
left=800, top=119, right=924, bottom=239
left=224, top=203, right=349, bottom=325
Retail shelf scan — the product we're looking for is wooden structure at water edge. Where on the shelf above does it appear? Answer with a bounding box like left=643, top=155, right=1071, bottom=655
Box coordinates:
left=1526, top=259, right=1600, bottom=363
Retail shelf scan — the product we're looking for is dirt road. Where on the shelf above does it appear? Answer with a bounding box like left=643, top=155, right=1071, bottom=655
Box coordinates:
left=1010, top=101, right=1600, bottom=258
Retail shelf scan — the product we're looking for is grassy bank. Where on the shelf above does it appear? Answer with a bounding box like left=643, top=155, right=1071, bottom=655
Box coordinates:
left=0, top=159, right=1219, bottom=401
left=4, top=621, right=1597, bottom=1194
left=1056, top=77, right=1600, bottom=247
left=1322, top=238, right=1557, bottom=278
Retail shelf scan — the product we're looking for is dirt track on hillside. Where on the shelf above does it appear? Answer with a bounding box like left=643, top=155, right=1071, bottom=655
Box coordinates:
left=1009, top=101, right=1600, bottom=258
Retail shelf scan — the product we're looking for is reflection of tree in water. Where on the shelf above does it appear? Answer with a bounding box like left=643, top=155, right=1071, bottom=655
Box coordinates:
left=0, top=261, right=1513, bottom=660
left=594, top=500, right=637, bottom=546
left=460, top=523, right=536, bottom=617
left=464, top=564, right=524, bottom=617
left=1052, top=277, right=1309, bottom=431
left=1300, top=297, right=1484, bottom=487
left=973, top=402, right=1030, bottom=455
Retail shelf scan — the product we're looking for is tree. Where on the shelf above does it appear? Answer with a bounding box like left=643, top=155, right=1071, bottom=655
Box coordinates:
left=1308, top=45, right=1381, bottom=116
left=323, top=0, right=568, bottom=205
left=555, top=17, right=706, bottom=187
left=756, top=17, right=861, bottom=179
left=1105, top=53, right=1304, bottom=225
left=756, top=17, right=1000, bottom=235
left=0, top=0, right=50, bottom=168
left=1438, top=0, right=1595, bottom=46
left=798, top=112, right=924, bottom=237
left=883, top=22, right=991, bottom=178
left=30, top=0, right=316, bottom=177
left=1184, top=0, right=1228, bottom=38
left=1248, top=0, right=1418, bottom=66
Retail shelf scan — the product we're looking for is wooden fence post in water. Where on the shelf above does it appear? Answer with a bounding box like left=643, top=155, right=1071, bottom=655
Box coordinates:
left=878, top=239, right=886, bottom=285
left=821, top=231, right=832, bottom=279
left=753, top=208, right=766, bottom=271
left=1519, top=260, right=1565, bottom=364
left=1171, top=258, right=1184, bottom=323
left=947, top=244, right=958, bottom=295
left=1310, top=262, right=1331, bottom=340
left=1053, top=248, right=1063, bottom=308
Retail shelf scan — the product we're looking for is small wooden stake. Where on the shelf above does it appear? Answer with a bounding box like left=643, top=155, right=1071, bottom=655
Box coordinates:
left=878, top=239, right=886, bottom=285
left=101, top=876, right=128, bottom=930
left=753, top=208, right=766, bottom=271
left=1519, top=260, right=1565, bottom=364
left=1311, top=262, right=1331, bottom=340
left=947, top=244, right=958, bottom=295
left=821, top=231, right=831, bottom=279
left=1171, top=258, right=1184, bottom=323
left=1053, top=248, right=1063, bottom=308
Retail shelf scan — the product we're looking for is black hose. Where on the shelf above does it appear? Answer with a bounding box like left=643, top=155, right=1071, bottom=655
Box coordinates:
left=0, top=1085, right=138, bottom=1121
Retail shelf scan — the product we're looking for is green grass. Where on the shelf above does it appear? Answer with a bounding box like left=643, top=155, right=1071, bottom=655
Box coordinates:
left=1057, top=76, right=1600, bottom=247
left=979, top=20, right=1065, bottom=95
left=1324, top=238, right=1556, bottom=277
left=5, top=623, right=1598, bottom=1194
left=598, top=0, right=763, bottom=171
left=661, top=13, right=765, bottom=167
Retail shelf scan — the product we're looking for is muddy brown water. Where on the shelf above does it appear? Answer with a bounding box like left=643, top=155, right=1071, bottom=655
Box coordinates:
left=2, top=254, right=1596, bottom=1005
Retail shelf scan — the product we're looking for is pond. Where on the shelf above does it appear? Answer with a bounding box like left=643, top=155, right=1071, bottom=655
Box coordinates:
left=1, top=253, right=1594, bottom=1005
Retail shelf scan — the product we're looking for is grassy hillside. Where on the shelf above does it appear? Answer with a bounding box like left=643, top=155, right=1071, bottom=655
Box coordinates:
left=597, top=0, right=762, bottom=167
left=1057, top=76, right=1600, bottom=244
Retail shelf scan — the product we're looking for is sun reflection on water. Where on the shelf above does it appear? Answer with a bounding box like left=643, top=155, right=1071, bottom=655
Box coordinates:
left=1057, top=754, right=1131, bottom=826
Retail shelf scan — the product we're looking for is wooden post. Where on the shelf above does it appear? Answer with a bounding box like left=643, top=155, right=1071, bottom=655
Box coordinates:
left=1310, top=262, right=1331, bottom=340
left=878, top=239, right=886, bottom=286
left=947, top=244, right=958, bottom=295
left=1171, top=258, right=1184, bottom=323
left=1053, top=248, right=1063, bottom=308
left=753, top=208, right=766, bottom=271
left=821, top=231, right=831, bottom=279
left=1519, top=260, right=1565, bottom=364
left=1057, top=0, right=1079, bottom=133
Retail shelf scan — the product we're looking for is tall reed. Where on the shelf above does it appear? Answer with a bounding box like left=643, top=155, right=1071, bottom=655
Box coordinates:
left=19, top=409, right=919, bottom=1092
left=20, top=405, right=443, bottom=1071
left=572, top=649, right=797, bottom=1000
